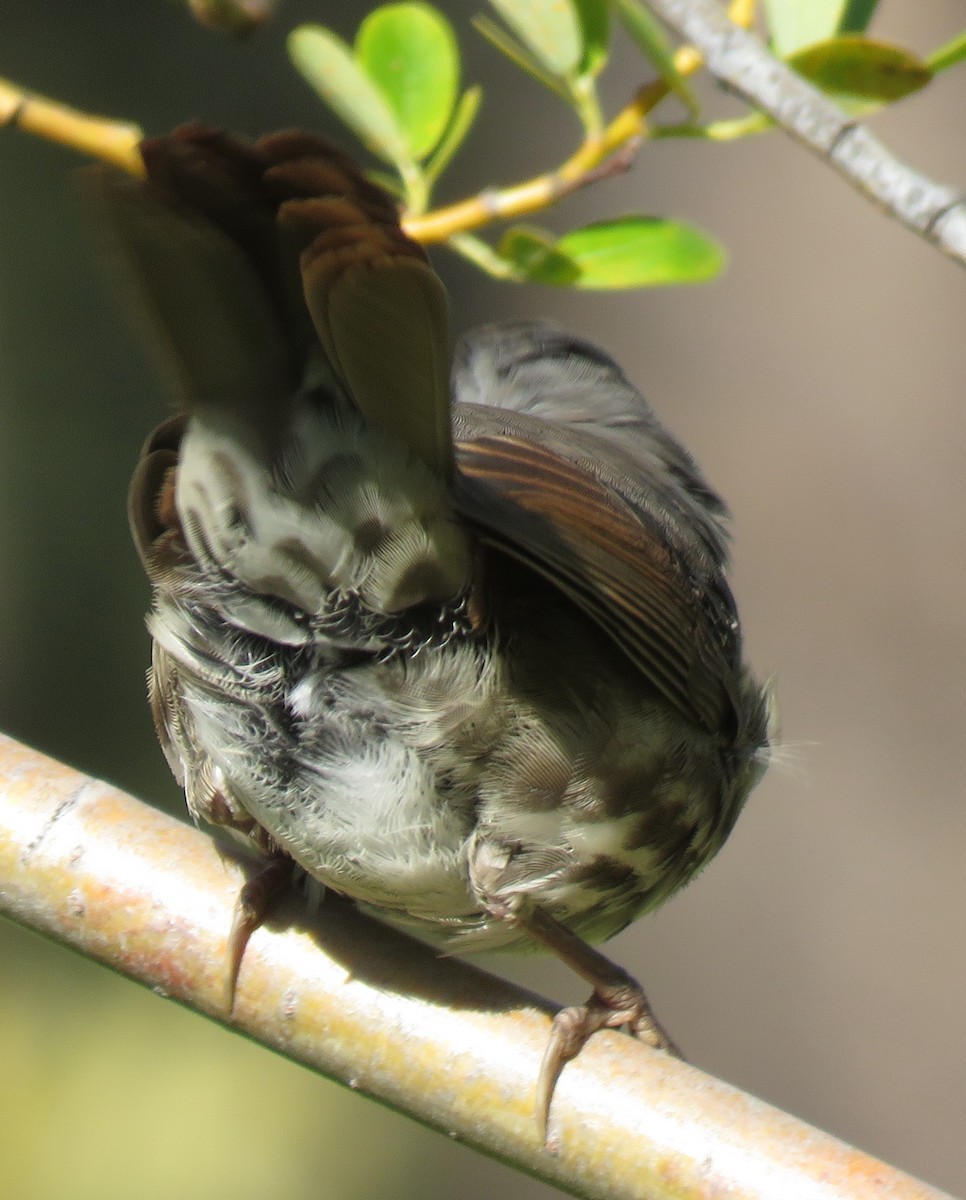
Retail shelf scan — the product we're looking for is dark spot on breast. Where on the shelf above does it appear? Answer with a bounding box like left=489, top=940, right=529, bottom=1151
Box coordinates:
left=276, top=537, right=329, bottom=581
left=594, top=756, right=665, bottom=819
left=624, top=802, right=696, bottom=858
left=568, top=856, right=637, bottom=891
left=354, top=516, right=389, bottom=553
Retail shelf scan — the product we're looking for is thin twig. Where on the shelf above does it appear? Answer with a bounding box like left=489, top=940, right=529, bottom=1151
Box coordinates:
left=407, top=0, right=757, bottom=245
left=0, top=78, right=143, bottom=174
left=643, top=0, right=966, bottom=267
left=0, top=731, right=954, bottom=1200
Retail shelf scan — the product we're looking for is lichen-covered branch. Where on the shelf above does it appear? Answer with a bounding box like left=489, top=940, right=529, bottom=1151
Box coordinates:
left=0, top=731, right=953, bottom=1200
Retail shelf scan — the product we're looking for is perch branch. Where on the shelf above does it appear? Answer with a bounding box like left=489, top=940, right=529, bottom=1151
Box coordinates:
left=0, top=731, right=954, bottom=1200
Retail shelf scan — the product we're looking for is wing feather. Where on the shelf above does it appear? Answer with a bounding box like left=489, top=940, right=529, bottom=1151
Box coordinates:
left=454, top=410, right=740, bottom=735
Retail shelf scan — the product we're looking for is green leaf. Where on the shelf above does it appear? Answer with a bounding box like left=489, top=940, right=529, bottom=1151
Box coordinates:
left=927, top=28, right=966, bottom=74
left=356, top=4, right=459, bottom=160
left=573, top=0, right=609, bottom=78
left=839, top=0, right=881, bottom=35
left=765, top=0, right=880, bottom=57
left=472, top=14, right=571, bottom=99
left=487, top=0, right=582, bottom=78
left=289, top=25, right=412, bottom=168
left=790, top=37, right=931, bottom=105
left=497, top=226, right=581, bottom=284
left=499, top=217, right=724, bottom=288
left=424, top=85, right=483, bottom=186
left=559, top=217, right=723, bottom=287
left=611, top=0, right=698, bottom=116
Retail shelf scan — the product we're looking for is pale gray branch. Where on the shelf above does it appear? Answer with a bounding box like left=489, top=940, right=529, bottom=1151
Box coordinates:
left=647, top=0, right=966, bottom=266
left=0, top=731, right=954, bottom=1200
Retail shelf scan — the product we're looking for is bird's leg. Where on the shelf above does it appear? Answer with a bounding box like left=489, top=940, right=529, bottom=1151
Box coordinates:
left=494, top=899, right=684, bottom=1137
left=225, top=854, right=295, bottom=1012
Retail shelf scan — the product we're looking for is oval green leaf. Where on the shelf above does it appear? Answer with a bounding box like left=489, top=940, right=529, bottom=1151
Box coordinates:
left=556, top=217, right=724, bottom=288
left=289, top=25, right=411, bottom=168
left=487, top=0, right=582, bottom=78
left=765, top=0, right=880, bottom=57
left=356, top=4, right=459, bottom=160
left=790, top=36, right=931, bottom=104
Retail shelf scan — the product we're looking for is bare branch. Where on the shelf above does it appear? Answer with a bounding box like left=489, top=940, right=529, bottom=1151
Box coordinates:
left=0, top=77, right=143, bottom=174
left=0, top=731, right=954, bottom=1200
left=644, top=0, right=966, bottom=267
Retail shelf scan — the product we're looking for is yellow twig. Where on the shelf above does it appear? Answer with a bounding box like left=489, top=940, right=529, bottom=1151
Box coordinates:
left=404, top=0, right=756, bottom=245
left=0, top=78, right=144, bottom=175
left=0, top=0, right=758, bottom=243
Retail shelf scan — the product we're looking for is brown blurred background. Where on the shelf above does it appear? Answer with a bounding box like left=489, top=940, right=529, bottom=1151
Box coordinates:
left=1, top=1, right=965, bottom=1197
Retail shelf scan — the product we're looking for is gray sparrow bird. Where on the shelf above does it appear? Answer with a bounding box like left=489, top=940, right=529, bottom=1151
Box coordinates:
left=92, top=125, right=771, bottom=1133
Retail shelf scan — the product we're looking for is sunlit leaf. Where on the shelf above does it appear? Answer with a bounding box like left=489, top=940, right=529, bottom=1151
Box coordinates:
left=611, top=0, right=698, bottom=115
left=765, top=0, right=880, bottom=57
left=487, top=0, right=582, bottom=78
left=356, top=4, right=459, bottom=160
left=289, top=25, right=411, bottom=168
left=500, top=217, right=723, bottom=288
left=790, top=37, right=931, bottom=105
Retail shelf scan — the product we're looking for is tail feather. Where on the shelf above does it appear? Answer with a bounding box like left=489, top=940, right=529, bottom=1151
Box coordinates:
left=293, top=198, right=453, bottom=479
left=105, top=126, right=472, bottom=624
left=85, top=167, right=293, bottom=422
left=92, top=125, right=453, bottom=481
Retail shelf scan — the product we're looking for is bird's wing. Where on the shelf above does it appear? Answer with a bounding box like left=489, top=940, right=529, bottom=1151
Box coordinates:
left=453, top=348, right=742, bottom=735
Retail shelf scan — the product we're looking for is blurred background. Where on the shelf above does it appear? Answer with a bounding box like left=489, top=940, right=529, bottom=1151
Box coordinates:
left=2, top=1, right=965, bottom=1197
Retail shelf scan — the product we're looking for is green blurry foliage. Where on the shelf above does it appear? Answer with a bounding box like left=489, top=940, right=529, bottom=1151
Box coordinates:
left=283, top=0, right=966, bottom=288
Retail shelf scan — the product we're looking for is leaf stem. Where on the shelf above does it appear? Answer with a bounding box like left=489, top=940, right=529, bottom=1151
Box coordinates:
left=398, top=161, right=430, bottom=216
left=446, top=232, right=524, bottom=278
